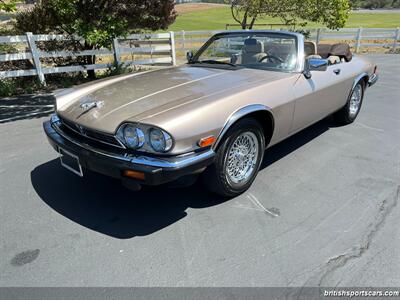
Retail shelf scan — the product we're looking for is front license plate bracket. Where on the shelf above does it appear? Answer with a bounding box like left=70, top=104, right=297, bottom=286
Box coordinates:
left=59, top=147, right=83, bottom=177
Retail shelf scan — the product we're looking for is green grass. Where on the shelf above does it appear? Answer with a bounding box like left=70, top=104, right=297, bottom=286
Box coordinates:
left=168, top=7, right=400, bottom=31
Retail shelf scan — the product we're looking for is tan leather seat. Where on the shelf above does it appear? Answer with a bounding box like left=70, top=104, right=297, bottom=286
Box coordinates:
left=241, top=39, right=266, bottom=64
left=317, top=43, right=352, bottom=62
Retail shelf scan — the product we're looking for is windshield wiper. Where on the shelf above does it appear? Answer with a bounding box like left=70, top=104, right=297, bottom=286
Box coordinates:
left=192, top=60, right=237, bottom=67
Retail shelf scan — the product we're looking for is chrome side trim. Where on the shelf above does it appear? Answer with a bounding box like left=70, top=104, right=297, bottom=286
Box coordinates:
left=353, top=72, right=368, bottom=90
left=212, top=104, right=273, bottom=150
left=49, top=115, right=214, bottom=169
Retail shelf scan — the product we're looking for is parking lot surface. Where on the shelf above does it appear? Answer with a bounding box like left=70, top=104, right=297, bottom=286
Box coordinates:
left=0, top=55, right=399, bottom=287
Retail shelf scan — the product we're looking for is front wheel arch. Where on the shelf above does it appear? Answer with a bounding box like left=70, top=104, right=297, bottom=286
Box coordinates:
left=213, top=106, right=274, bottom=152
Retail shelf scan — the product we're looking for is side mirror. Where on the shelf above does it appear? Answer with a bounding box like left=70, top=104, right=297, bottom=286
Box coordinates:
left=186, top=51, right=194, bottom=63
left=303, top=58, right=329, bottom=79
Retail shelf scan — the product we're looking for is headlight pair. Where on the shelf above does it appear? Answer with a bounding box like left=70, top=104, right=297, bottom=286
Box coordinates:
left=117, top=123, right=173, bottom=153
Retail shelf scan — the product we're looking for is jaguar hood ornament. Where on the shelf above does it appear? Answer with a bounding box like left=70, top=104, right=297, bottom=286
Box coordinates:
left=80, top=100, right=104, bottom=111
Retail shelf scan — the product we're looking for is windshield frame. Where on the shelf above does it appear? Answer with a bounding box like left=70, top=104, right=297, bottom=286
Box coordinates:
left=190, top=30, right=305, bottom=73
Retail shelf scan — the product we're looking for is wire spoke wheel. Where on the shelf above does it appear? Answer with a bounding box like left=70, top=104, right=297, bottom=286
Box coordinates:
left=202, top=118, right=264, bottom=197
left=349, top=84, right=363, bottom=117
left=225, top=132, right=259, bottom=185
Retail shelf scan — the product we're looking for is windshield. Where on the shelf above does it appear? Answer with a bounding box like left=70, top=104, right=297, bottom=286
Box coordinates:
left=192, top=33, right=298, bottom=72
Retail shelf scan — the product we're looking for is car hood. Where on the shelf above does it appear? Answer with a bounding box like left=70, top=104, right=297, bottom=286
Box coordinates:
left=57, top=66, right=288, bottom=133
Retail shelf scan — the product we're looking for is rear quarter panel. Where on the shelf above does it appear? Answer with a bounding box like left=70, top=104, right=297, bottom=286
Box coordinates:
left=289, top=55, right=375, bottom=135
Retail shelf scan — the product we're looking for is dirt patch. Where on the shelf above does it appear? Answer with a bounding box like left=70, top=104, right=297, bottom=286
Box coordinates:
left=175, top=3, right=227, bottom=15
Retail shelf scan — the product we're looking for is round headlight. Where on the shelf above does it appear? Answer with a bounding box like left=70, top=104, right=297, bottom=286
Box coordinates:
left=123, top=125, right=145, bottom=149
left=149, top=128, right=173, bottom=152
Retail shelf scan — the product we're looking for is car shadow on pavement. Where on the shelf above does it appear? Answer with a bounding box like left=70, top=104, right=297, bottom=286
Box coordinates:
left=0, top=94, right=55, bottom=124
left=30, top=116, right=335, bottom=239
left=31, top=160, right=227, bottom=239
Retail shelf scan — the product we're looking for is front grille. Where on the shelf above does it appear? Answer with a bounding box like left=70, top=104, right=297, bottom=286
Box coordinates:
left=59, top=116, right=124, bottom=149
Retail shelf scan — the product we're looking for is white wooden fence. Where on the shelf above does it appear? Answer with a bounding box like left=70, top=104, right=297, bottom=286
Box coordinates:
left=1, top=28, right=399, bottom=84
left=0, top=32, right=176, bottom=84
left=175, top=27, right=400, bottom=55
left=312, top=27, right=400, bottom=52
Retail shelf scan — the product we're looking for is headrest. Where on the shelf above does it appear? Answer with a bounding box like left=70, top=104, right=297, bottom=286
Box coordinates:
left=317, top=43, right=352, bottom=62
left=327, top=55, right=341, bottom=64
left=244, top=39, right=264, bottom=53
left=304, top=41, right=317, bottom=56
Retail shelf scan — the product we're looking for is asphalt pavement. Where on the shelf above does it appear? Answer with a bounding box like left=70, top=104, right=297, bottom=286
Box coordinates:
left=0, top=55, right=399, bottom=289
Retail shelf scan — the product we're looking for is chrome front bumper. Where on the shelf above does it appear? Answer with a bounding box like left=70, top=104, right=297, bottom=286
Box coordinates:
left=44, top=114, right=215, bottom=185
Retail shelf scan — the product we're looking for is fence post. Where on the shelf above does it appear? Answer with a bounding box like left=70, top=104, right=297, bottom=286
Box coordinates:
left=112, top=38, right=121, bottom=66
left=393, top=27, right=400, bottom=52
left=170, top=31, right=177, bottom=66
left=181, top=30, right=186, bottom=55
left=26, top=32, right=46, bottom=85
left=355, top=27, right=363, bottom=53
left=316, top=28, right=322, bottom=44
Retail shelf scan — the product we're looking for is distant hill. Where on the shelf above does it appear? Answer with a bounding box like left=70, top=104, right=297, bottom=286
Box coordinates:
left=200, top=0, right=400, bottom=8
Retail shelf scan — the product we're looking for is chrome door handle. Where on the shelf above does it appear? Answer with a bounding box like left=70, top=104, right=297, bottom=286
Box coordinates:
left=333, top=69, right=341, bottom=75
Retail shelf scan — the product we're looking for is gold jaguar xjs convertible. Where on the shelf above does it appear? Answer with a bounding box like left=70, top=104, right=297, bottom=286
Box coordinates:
left=44, top=30, right=378, bottom=197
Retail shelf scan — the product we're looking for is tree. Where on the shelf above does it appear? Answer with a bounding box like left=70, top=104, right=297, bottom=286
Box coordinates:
left=228, top=0, right=350, bottom=30
left=14, top=0, right=176, bottom=77
left=0, top=0, right=17, bottom=12
left=229, top=0, right=265, bottom=30
left=15, top=0, right=176, bottom=48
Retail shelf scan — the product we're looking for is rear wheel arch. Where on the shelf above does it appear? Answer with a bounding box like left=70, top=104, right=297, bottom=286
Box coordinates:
left=213, top=104, right=274, bottom=151
left=333, top=79, right=365, bottom=125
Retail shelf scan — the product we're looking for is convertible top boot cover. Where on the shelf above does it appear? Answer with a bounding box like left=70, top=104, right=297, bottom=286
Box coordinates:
left=317, top=43, right=353, bottom=62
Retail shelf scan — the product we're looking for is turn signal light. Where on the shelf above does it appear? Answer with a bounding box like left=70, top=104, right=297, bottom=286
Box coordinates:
left=122, top=170, right=146, bottom=181
left=198, top=136, right=216, bottom=148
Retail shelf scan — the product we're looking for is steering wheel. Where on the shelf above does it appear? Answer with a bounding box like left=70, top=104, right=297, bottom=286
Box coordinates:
left=259, top=55, right=284, bottom=63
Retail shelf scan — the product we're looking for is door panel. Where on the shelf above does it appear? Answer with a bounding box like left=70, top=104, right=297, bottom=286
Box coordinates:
left=291, top=63, right=354, bottom=132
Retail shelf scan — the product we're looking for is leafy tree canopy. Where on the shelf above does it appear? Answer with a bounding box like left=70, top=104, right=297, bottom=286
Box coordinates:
left=228, top=0, right=351, bottom=30
left=0, top=0, right=17, bottom=12
left=15, top=0, right=176, bottom=49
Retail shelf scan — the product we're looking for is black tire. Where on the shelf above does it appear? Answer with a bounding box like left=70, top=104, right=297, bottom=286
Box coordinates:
left=202, top=118, right=265, bottom=197
left=334, top=81, right=365, bottom=125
